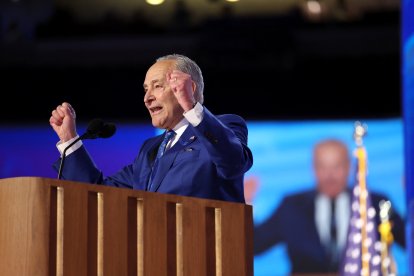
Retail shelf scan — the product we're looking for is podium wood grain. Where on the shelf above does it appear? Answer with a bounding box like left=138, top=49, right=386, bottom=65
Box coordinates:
left=0, top=177, right=253, bottom=276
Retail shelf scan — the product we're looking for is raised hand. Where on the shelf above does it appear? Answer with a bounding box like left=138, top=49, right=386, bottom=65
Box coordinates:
left=167, top=70, right=197, bottom=112
left=49, top=102, right=78, bottom=142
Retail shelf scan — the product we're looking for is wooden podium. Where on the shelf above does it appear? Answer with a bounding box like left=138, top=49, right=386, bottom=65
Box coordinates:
left=0, top=177, right=253, bottom=276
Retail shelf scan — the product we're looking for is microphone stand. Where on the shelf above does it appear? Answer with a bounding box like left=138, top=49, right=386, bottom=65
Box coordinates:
left=56, top=118, right=116, bottom=180
left=57, top=133, right=87, bottom=180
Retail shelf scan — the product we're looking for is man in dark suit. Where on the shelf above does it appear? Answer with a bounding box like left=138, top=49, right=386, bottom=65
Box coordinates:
left=49, top=54, right=253, bottom=203
left=253, top=139, right=405, bottom=274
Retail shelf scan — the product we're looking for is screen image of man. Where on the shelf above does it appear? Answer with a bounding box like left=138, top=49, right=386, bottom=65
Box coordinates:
left=253, top=139, right=405, bottom=274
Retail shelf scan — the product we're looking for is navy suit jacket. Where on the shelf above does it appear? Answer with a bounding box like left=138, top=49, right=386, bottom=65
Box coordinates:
left=54, top=107, right=253, bottom=203
left=254, top=189, right=406, bottom=274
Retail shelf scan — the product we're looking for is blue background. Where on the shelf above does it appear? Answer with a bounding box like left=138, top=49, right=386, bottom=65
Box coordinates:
left=403, top=0, right=414, bottom=274
left=246, top=119, right=407, bottom=275
left=0, top=118, right=407, bottom=275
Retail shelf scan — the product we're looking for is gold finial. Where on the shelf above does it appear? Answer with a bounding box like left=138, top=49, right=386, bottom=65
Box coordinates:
left=378, top=200, right=397, bottom=275
left=353, top=121, right=368, bottom=146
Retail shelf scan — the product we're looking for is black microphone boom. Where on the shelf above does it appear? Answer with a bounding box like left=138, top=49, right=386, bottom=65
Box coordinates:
left=57, top=118, right=116, bottom=179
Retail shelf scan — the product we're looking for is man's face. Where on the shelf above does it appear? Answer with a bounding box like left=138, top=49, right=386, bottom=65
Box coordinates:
left=143, top=60, right=184, bottom=130
left=314, top=142, right=350, bottom=198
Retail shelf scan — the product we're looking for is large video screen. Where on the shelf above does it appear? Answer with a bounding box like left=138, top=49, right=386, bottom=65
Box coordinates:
left=247, top=119, right=406, bottom=275
left=0, top=118, right=407, bottom=275
left=403, top=0, right=414, bottom=272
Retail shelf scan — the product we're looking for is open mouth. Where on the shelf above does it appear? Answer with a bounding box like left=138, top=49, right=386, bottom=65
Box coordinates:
left=150, top=106, right=163, bottom=115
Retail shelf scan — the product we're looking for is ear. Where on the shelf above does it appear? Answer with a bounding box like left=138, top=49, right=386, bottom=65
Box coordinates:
left=191, top=80, right=197, bottom=93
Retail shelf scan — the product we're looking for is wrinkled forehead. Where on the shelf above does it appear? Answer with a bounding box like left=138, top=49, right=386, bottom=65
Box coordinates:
left=144, top=60, right=176, bottom=83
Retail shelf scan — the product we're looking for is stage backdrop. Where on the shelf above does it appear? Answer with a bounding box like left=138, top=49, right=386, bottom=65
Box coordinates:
left=245, top=119, right=407, bottom=275
left=403, top=0, right=414, bottom=274
left=0, top=118, right=407, bottom=275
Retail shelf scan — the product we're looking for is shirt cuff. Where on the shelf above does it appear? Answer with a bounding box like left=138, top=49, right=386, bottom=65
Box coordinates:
left=184, top=102, right=204, bottom=127
left=57, top=135, right=83, bottom=156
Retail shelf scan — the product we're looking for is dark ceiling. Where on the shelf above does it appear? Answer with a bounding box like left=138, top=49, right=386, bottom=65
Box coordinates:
left=0, top=2, right=401, bottom=123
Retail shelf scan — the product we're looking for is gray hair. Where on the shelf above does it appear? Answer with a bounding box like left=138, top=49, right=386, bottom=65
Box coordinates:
left=156, top=54, right=204, bottom=104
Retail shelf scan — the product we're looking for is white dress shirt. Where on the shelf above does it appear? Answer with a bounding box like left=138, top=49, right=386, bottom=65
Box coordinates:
left=315, top=191, right=350, bottom=251
left=57, top=102, right=204, bottom=156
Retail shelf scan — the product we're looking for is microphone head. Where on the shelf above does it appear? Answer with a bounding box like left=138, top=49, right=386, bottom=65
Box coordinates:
left=100, top=122, right=116, bottom=138
left=86, top=118, right=105, bottom=135
left=84, top=118, right=116, bottom=139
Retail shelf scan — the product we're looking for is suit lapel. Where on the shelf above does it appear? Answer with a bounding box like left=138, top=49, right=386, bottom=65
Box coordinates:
left=150, top=127, right=197, bottom=192
left=146, top=135, right=163, bottom=164
left=305, top=192, right=329, bottom=260
left=305, top=192, right=319, bottom=240
left=143, top=135, right=163, bottom=190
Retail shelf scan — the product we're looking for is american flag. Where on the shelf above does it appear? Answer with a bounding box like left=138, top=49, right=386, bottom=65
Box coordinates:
left=340, top=143, right=383, bottom=276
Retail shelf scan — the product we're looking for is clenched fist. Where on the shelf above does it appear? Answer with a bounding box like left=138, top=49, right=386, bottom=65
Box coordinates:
left=49, top=102, right=78, bottom=142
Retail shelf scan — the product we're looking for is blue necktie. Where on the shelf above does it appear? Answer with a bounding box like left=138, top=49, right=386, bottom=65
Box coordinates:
left=147, top=130, right=175, bottom=191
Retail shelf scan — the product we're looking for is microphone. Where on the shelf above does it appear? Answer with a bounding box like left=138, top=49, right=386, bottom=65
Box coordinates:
left=57, top=118, right=116, bottom=179
left=81, top=118, right=116, bottom=139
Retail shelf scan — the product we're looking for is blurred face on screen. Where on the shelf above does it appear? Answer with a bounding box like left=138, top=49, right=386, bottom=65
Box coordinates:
left=313, top=140, right=350, bottom=198
left=143, top=60, right=184, bottom=130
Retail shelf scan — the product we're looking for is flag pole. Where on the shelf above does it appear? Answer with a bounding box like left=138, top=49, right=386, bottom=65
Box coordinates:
left=353, top=122, right=370, bottom=276
left=341, top=122, right=383, bottom=276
